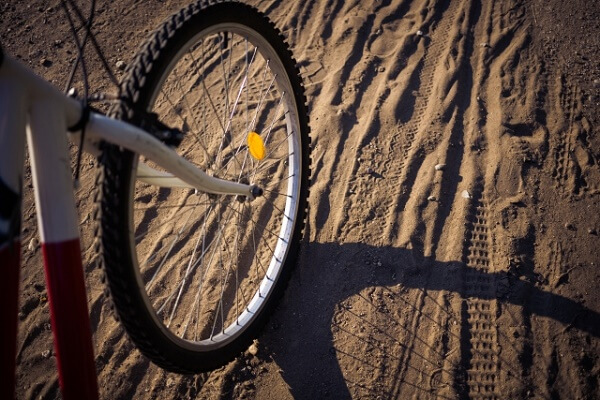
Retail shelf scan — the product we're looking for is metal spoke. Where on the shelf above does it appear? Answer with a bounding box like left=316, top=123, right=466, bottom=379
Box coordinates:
left=125, top=26, right=303, bottom=346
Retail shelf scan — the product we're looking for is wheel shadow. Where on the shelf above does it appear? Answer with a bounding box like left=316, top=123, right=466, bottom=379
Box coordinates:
left=259, top=240, right=600, bottom=399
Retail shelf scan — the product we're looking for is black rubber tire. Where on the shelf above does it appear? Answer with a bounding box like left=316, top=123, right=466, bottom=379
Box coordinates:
left=99, top=0, right=310, bottom=373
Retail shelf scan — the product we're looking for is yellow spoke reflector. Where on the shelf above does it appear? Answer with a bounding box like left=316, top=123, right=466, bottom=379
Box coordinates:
left=247, top=131, right=266, bottom=161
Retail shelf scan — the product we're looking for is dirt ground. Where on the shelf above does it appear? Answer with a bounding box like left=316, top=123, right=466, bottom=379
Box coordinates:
left=2, top=0, right=600, bottom=398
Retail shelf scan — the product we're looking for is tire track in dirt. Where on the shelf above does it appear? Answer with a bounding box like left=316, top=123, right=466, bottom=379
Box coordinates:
left=411, top=0, right=532, bottom=397
left=549, top=76, right=577, bottom=197
left=381, top=0, right=455, bottom=175
left=325, top=2, right=492, bottom=396
left=457, top=190, right=501, bottom=399
left=384, top=1, right=489, bottom=394
left=373, top=0, right=461, bottom=246
left=454, top=1, right=547, bottom=397
left=329, top=0, right=427, bottom=244
left=547, top=78, right=599, bottom=198
left=320, top=0, right=461, bottom=246
left=378, top=0, right=476, bottom=253
left=292, top=0, right=434, bottom=244
left=326, top=3, right=469, bottom=397
left=331, top=0, right=492, bottom=397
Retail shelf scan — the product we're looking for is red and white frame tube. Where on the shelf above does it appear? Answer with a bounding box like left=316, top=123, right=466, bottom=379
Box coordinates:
left=26, top=98, right=98, bottom=399
left=0, top=75, right=27, bottom=400
left=1, top=52, right=97, bottom=399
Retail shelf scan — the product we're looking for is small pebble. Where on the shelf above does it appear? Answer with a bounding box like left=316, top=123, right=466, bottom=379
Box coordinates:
left=588, top=228, right=597, bottom=235
left=434, top=163, right=446, bottom=171
left=40, top=58, right=52, bottom=67
left=481, top=42, right=490, bottom=48
left=41, top=350, right=51, bottom=358
left=427, top=195, right=436, bottom=202
left=28, top=238, right=37, bottom=252
left=416, top=30, right=423, bottom=37
left=461, top=190, right=471, bottom=199
left=565, top=222, right=575, bottom=231
left=248, top=340, right=259, bottom=356
left=116, top=60, right=126, bottom=70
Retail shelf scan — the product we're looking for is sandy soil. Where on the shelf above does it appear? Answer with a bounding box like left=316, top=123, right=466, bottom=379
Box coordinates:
left=2, top=0, right=600, bottom=398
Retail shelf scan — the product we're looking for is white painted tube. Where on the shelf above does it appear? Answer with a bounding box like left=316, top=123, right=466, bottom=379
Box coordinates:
left=86, top=113, right=252, bottom=196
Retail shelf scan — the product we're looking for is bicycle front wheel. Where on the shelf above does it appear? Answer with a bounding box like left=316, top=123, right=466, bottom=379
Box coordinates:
left=99, top=0, right=310, bottom=373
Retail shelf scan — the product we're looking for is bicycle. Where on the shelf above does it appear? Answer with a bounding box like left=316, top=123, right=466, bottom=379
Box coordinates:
left=0, top=1, right=311, bottom=398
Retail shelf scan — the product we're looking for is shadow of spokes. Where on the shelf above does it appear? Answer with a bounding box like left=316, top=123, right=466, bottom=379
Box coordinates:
left=262, top=241, right=597, bottom=399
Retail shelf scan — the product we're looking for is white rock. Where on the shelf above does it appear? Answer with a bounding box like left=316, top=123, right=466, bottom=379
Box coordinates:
left=461, top=190, right=471, bottom=199
left=28, top=237, right=37, bottom=252
left=248, top=340, right=259, bottom=356
left=416, top=30, right=424, bottom=37
left=434, top=164, right=446, bottom=171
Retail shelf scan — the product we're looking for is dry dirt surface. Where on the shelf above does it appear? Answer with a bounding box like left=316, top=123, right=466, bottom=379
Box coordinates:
left=2, top=0, right=600, bottom=399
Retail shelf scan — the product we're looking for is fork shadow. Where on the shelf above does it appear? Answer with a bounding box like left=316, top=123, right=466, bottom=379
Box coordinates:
left=259, top=241, right=600, bottom=399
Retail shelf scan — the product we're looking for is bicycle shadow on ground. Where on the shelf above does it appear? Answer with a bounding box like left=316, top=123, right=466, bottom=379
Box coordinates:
left=258, top=241, right=600, bottom=399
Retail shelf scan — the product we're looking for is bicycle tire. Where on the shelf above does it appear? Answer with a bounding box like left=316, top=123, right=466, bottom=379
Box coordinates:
left=99, top=0, right=310, bottom=373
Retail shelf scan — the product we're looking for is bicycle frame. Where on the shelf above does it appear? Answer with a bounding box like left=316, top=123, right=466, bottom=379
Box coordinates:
left=0, top=53, right=256, bottom=399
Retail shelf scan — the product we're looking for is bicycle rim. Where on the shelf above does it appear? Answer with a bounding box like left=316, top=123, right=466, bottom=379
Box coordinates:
left=127, top=24, right=303, bottom=351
